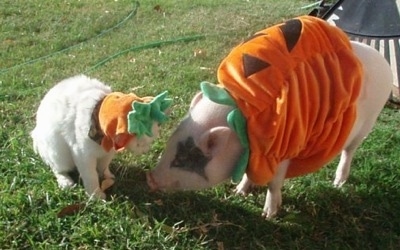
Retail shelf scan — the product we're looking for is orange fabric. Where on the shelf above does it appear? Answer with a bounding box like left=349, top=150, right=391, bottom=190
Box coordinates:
left=217, top=16, right=363, bottom=185
left=99, top=92, right=152, bottom=152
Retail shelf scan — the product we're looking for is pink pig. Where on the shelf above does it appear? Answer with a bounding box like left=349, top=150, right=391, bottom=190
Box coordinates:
left=147, top=17, right=393, bottom=218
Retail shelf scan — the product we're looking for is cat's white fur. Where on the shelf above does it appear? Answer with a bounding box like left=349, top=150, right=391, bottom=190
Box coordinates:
left=31, top=75, right=158, bottom=199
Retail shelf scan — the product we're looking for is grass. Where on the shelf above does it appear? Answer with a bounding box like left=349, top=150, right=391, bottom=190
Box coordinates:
left=1, top=0, right=399, bottom=249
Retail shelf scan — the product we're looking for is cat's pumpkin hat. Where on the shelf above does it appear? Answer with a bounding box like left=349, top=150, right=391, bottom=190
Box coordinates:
left=89, top=91, right=172, bottom=152
left=202, top=15, right=363, bottom=185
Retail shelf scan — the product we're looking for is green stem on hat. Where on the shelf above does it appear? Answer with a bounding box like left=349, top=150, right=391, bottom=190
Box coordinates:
left=200, top=81, right=249, bottom=183
left=127, top=91, right=172, bottom=137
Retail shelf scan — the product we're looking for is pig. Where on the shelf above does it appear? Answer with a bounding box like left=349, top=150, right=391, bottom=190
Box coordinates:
left=147, top=16, right=393, bottom=218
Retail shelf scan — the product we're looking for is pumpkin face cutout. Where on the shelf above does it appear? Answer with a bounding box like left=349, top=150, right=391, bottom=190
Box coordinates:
left=216, top=16, right=363, bottom=185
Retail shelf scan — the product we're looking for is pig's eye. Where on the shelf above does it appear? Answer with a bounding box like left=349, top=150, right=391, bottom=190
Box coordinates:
left=170, top=137, right=210, bottom=180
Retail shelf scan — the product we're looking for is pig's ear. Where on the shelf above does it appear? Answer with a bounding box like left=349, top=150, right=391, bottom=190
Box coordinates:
left=198, top=127, right=231, bottom=157
left=189, top=92, right=203, bottom=110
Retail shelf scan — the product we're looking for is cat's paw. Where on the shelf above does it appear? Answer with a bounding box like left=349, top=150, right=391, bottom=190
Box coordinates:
left=56, top=174, right=75, bottom=189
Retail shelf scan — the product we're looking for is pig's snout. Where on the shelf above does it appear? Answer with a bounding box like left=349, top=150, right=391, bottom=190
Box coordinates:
left=146, top=170, right=182, bottom=191
left=146, top=171, right=159, bottom=192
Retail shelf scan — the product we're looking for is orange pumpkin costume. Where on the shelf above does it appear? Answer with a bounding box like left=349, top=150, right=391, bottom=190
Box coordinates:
left=216, top=16, right=363, bottom=185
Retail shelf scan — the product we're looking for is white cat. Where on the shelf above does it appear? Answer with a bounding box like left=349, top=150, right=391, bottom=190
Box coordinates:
left=31, top=75, right=168, bottom=199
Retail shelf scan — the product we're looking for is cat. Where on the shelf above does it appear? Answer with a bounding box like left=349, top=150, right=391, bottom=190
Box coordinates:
left=31, top=75, right=167, bottom=199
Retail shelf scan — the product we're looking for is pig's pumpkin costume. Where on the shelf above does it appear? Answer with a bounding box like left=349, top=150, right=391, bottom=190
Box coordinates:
left=202, top=16, right=363, bottom=185
left=88, top=91, right=171, bottom=152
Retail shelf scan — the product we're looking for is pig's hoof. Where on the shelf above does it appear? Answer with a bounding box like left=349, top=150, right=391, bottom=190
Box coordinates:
left=333, top=180, right=346, bottom=188
left=235, top=189, right=248, bottom=196
left=262, top=190, right=282, bottom=219
left=234, top=186, right=250, bottom=196
left=262, top=201, right=280, bottom=219
left=333, top=169, right=349, bottom=188
left=261, top=209, right=278, bottom=219
left=234, top=181, right=253, bottom=196
left=333, top=177, right=347, bottom=188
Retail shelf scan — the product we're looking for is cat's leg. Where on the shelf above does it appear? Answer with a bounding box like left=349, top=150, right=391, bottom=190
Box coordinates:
left=33, top=130, right=76, bottom=189
left=97, top=153, right=115, bottom=180
left=73, top=153, right=105, bottom=199
left=97, top=153, right=115, bottom=191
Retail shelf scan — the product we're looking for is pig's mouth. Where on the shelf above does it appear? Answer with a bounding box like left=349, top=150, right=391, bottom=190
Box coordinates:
left=146, top=171, right=180, bottom=192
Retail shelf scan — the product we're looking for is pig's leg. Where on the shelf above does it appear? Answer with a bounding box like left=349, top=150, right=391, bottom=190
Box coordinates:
left=333, top=121, right=377, bottom=187
left=334, top=41, right=392, bottom=186
left=263, top=160, right=290, bottom=218
left=334, top=42, right=392, bottom=187
left=235, top=174, right=254, bottom=196
left=333, top=146, right=357, bottom=188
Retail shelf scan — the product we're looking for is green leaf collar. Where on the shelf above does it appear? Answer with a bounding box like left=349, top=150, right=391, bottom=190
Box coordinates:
left=200, top=81, right=249, bottom=182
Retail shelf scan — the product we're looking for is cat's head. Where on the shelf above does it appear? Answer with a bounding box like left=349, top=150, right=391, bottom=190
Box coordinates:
left=125, top=122, right=160, bottom=155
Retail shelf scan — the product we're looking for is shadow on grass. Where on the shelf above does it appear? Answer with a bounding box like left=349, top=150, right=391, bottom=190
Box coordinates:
left=108, top=164, right=400, bottom=249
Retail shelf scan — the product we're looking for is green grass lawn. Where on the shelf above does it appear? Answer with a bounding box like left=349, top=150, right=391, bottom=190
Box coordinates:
left=1, top=0, right=400, bottom=249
